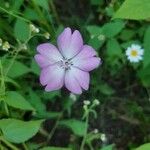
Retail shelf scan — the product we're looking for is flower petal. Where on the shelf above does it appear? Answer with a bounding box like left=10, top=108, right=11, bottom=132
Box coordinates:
left=65, top=69, right=82, bottom=94
left=71, top=67, right=90, bottom=90
left=73, top=57, right=101, bottom=72
left=57, top=28, right=83, bottom=59
left=40, top=64, right=65, bottom=87
left=37, top=43, right=62, bottom=63
left=67, top=30, right=83, bottom=58
left=57, top=27, right=72, bottom=57
left=72, top=45, right=97, bottom=61
left=34, top=54, right=52, bottom=68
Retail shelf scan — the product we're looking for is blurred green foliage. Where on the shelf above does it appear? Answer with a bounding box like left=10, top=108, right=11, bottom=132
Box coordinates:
left=0, top=0, right=150, bottom=150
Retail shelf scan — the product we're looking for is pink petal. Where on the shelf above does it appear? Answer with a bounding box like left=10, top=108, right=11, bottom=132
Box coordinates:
left=34, top=54, right=52, bottom=68
left=65, top=70, right=82, bottom=94
left=70, top=67, right=90, bottom=90
left=72, top=45, right=97, bottom=61
left=73, top=57, right=101, bottom=72
left=68, top=30, right=83, bottom=58
left=57, top=28, right=83, bottom=59
left=40, top=64, right=65, bottom=88
left=57, top=27, right=72, bottom=57
left=37, top=43, right=62, bottom=63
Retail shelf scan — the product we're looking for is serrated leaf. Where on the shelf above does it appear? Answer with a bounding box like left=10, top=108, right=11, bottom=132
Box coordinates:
left=14, top=19, right=30, bottom=42
left=5, top=91, right=35, bottom=111
left=59, top=119, right=86, bottom=136
left=136, top=143, right=150, bottom=150
left=114, top=0, right=150, bottom=20
left=0, top=119, right=43, bottom=143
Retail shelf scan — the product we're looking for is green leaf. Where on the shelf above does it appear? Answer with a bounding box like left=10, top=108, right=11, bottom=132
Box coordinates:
left=24, top=8, right=39, bottom=20
left=35, top=0, right=49, bottom=10
left=87, top=25, right=102, bottom=37
left=40, top=147, right=72, bottom=150
left=88, top=37, right=104, bottom=50
left=29, top=89, right=45, bottom=113
left=143, top=27, right=150, bottom=68
left=136, top=143, right=150, bottom=150
left=102, top=20, right=125, bottom=38
left=31, top=59, right=40, bottom=75
left=100, top=144, right=115, bottom=150
left=6, top=60, right=30, bottom=78
left=119, top=29, right=135, bottom=41
left=138, top=65, right=150, bottom=87
left=0, top=119, right=43, bottom=143
left=59, top=119, right=86, bottom=136
left=14, top=19, right=30, bottom=42
left=5, top=91, right=35, bottom=111
left=114, top=0, right=150, bottom=20
left=98, top=83, right=115, bottom=96
left=11, top=0, right=24, bottom=11
left=106, top=38, right=122, bottom=57
left=86, top=25, right=105, bottom=50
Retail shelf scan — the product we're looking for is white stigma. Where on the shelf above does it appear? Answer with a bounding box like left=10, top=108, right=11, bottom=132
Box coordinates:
left=58, top=58, right=73, bottom=70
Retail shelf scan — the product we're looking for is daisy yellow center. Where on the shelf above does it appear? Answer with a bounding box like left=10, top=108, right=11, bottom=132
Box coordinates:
left=131, top=50, right=138, bottom=57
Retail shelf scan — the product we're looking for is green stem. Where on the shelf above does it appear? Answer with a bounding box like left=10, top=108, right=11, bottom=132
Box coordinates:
left=3, top=101, right=9, bottom=116
left=49, top=0, right=61, bottom=25
left=0, top=137, right=19, bottom=150
left=45, top=113, right=63, bottom=145
left=4, top=44, right=22, bottom=76
left=0, top=60, right=5, bottom=92
left=80, top=112, right=89, bottom=150
left=22, top=143, right=29, bottom=150
left=31, top=0, right=54, bottom=36
left=0, top=6, right=30, bottom=22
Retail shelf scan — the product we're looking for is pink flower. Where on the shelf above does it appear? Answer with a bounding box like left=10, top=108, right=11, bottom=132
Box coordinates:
left=35, top=27, right=101, bottom=94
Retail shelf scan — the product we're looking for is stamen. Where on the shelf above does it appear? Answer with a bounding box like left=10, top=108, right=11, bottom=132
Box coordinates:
left=58, top=58, right=73, bottom=70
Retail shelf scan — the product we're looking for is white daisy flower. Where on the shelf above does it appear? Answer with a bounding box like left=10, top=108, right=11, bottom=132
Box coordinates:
left=126, top=44, right=144, bottom=63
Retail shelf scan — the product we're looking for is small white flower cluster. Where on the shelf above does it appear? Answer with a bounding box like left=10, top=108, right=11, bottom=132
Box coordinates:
left=0, top=38, right=10, bottom=51
left=29, top=24, right=40, bottom=33
left=126, top=44, right=144, bottom=63
left=44, top=32, right=50, bottom=39
left=83, top=99, right=100, bottom=110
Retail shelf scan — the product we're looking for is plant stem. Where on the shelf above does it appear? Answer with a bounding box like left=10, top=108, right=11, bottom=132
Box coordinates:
left=0, top=137, right=19, bottom=150
left=0, top=6, right=30, bottom=23
left=5, top=44, right=22, bottom=76
left=0, top=60, right=5, bottom=92
left=22, top=143, right=29, bottom=150
left=31, top=0, right=54, bottom=36
left=80, top=112, right=89, bottom=150
left=49, top=0, right=61, bottom=25
left=45, top=112, right=63, bottom=145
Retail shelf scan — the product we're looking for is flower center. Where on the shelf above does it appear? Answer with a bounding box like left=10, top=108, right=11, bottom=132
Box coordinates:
left=58, top=58, right=73, bottom=70
left=131, top=50, right=138, bottom=57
